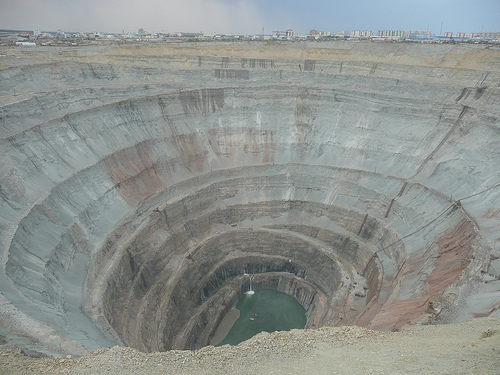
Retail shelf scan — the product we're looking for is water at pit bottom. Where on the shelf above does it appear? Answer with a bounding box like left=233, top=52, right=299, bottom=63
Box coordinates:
left=218, top=289, right=306, bottom=346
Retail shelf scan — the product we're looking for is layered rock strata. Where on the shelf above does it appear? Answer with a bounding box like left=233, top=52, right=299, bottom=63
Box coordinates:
left=0, top=42, right=499, bottom=356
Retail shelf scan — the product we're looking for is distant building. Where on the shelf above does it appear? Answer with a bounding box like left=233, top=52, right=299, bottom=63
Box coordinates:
left=377, top=30, right=405, bottom=39
left=272, top=29, right=294, bottom=39
left=179, top=32, right=203, bottom=38
left=407, top=30, right=432, bottom=40
left=336, top=31, right=349, bottom=38
left=309, top=29, right=319, bottom=36
left=15, top=42, right=36, bottom=47
left=456, top=32, right=466, bottom=38
left=55, top=29, right=66, bottom=39
left=33, top=28, right=41, bottom=37
left=483, top=32, right=500, bottom=39
left=351, top=30, right=373, bottom=38
left=352, top=30, right=372, bottom=38
left=444, top=32, right=453, bottom=38
left=468, top=32, right=500, bottom=39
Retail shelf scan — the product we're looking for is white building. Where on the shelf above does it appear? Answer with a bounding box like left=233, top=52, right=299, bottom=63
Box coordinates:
left=16, top=42, right=36, bottom=47
left=350, top=30, right=373, bottom=38
left=377, top=30, right=405, bottom=39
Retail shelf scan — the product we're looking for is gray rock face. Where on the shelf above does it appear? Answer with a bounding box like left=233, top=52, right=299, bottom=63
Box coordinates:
left=0, top=42, right=499, bottom=356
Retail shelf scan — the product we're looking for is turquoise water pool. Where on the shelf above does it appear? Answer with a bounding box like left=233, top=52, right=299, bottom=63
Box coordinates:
left=218, top=289, right=307, bottom=346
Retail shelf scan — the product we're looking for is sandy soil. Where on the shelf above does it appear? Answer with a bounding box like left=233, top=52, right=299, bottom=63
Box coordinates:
left=0, top=317, right=498, bottom=374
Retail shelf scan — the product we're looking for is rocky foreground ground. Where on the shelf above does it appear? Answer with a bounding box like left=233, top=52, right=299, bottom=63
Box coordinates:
left=1, top=317, right=499, bottom=375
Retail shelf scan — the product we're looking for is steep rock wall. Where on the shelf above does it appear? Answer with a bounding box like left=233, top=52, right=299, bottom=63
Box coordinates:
left=0, top=42, right=499, bottom=356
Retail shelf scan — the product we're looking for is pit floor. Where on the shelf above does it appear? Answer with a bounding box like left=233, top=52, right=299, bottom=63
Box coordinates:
left=215, top=290, right=306, bottom=346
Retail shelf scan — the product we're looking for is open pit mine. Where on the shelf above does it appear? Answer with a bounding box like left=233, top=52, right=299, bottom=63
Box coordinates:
left=0, top=41, right=499, bottom=357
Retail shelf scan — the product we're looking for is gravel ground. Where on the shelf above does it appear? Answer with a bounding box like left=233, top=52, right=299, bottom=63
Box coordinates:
left=1, top=317, right=499, bottom=375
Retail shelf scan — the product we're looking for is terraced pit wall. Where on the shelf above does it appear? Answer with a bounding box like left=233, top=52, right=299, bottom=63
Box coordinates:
left=0, top=42, right=499, bottom=356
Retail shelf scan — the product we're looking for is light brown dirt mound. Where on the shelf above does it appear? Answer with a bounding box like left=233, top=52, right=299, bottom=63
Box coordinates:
left=1, top=317, right=498, bottom=375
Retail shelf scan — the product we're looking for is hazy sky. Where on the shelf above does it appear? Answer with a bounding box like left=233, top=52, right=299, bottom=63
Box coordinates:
left=0, top=0, right=499, bottom=35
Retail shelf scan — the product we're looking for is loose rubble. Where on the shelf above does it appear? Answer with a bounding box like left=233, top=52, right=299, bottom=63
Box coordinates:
left=1, top=318, right=499, bottom=374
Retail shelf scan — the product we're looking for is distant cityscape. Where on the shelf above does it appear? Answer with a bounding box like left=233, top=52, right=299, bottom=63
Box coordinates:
left=2, top=27, right=500, bottom=46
